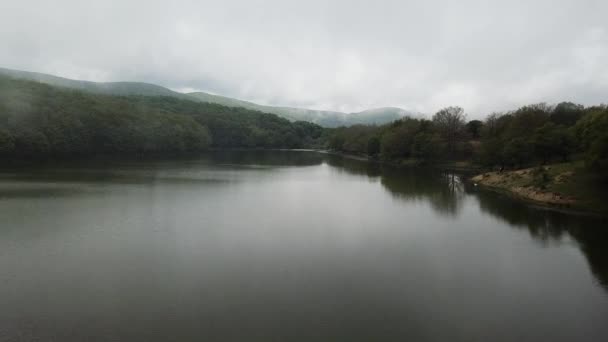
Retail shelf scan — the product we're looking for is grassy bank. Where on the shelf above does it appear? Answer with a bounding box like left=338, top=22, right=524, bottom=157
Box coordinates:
left=472, top=162, right=608, bottom=215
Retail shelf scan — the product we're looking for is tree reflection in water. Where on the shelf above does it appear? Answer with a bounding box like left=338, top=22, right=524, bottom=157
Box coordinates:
left=324, top=155, right=465, bottom=217
left=470, top=187, right=608, bottom=291
left=325, top=154, right=608, bottom=292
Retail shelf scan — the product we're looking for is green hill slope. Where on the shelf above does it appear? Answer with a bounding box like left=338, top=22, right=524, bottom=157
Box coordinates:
left=0, top=75, right=324, bottom=158
left=0, top=67, right=188, bottom=98
left=186, top=92, right=348, bottom=127
left=0, top=67, right=414, bottom=127
left=348, top=107, right=414, bottom=125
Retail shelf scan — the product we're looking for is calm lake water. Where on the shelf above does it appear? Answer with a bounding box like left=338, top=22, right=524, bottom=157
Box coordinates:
left=1, top=151, right=607, bottom=341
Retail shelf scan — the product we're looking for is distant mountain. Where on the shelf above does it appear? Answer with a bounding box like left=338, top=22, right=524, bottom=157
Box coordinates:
left=0, top=67, right=415, bottom=127
left=0, top=67, right=190, bottom=98
left=187, top=92, right=349, bottom=127
left=348, top=107, right=415, bottom=125
left=186, top=93, right=417, bottom=127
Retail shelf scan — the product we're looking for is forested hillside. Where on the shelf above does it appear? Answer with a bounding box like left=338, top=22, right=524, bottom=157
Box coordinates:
left=0, top=76, right=323, bottom=158
left=0, top=67, right=412, bottom=127
left=2, top=70, right=606, bottom=183
left=0, top=67, right=188, bottom=98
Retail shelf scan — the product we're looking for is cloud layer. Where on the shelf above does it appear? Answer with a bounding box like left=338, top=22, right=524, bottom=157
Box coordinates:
left=1, top=0, right=607, bottom=117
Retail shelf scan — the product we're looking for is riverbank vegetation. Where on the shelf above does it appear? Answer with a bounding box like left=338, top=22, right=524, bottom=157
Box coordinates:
left=471, top=162, right=608, bottom=213
left=1, top=74, right=607, bottom=212
left=326, top=102, right=608, bottom=212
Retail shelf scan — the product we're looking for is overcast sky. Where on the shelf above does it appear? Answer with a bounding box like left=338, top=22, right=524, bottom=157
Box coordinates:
left=1, top=0, right=607, bottom=117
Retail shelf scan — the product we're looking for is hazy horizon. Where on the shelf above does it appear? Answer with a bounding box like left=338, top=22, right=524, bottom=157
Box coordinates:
left=1, top=0, right=607, bottom=118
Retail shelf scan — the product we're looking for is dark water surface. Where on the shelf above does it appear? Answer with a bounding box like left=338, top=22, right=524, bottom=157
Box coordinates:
left=1, top=151, right=607, bottom=341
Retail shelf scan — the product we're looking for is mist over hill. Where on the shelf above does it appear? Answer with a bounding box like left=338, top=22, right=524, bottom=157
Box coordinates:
left=0, top=67, right=415, bottom=127
left=0, top=75, right=326, bottom=157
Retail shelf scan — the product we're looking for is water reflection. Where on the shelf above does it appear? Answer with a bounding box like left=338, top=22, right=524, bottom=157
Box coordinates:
left=1, top=151, right=607, bottom=341
left=325, top=154, right=608, bottom=292
left=324, top=156, right=465, bottom=216
left=304, top=153, right=608, bottom=295
left=0, top=151, right=324, bottom=196
left=208, top=149, right=325, bottom=167
left=322, top=155, right=382, bottom=178
left=471, top=188, right=608, bottom=290
left=0, top=184, right=98, bottom=199
left=382, top=169, right=465, bottom=216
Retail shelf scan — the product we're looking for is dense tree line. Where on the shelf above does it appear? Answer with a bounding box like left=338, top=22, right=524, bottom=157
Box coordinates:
left=0, top=76, right=323, bottom=158
left=1, top=74, right=606, bottom=181
left=131, top=96, right=324, bottom=149
left=327, top=102, right=608, bottom=179
left=328, top=106, right=473, bottom=162
left=573, top=105, right=608, bottom=177
left=477, top=102, right=608, bottom=175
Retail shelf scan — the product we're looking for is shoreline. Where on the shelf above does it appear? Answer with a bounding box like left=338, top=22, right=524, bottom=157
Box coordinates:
left=470, top=165, right=607, bottom=217
left=318, top=150, right=483, bottom=173
left=321, top=151, right=606, bottom=217
left=1, top=149, right=604, bottom=217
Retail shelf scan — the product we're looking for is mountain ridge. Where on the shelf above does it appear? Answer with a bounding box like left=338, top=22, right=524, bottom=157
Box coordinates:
left=0, top=67, right=416, bottom=127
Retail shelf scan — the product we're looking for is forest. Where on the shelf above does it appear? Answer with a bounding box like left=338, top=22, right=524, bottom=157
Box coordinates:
left=0, top=76, right=324, bottom=158
left=1, top=74, right=607, bottom=184
left=327, top=103, right=608, bottom=180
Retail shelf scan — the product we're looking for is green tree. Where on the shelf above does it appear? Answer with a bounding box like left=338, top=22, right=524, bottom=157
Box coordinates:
left=575, top=108, right=608, bottom=177
left=378, top=120, right=413, bottom=159
left=14, top=129, right=50, bottom=156
left=478, top=138, right=503, bottom=167
left=503, top=137, right=533, bottom=167
left=0, top=128, right=15, bottom=154
left=367, top=136, right=381, bottom=157
left=411, top=132, right=444, bottom=161
left=531, top=123, right=575, bottom=163
left=551, top=102, right=584, bottom=126
left=465, top=120, right=483, bottom=139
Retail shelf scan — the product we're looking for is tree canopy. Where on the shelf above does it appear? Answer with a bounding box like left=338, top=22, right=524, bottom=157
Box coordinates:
left=0, top=76, right=324, bottom=158
left=325, top=102, right=608, bottom=181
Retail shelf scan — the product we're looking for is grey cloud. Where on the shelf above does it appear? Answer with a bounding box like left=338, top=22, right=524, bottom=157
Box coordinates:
left=1, top=0, right=606, bottom=118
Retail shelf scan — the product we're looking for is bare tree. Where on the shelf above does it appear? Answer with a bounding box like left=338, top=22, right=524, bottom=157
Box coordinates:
left=432, top=106, right=466, bottom=156
left=484, top=112, right=501, bottom=136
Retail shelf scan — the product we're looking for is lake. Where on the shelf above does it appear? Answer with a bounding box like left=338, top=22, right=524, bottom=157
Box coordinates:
left=0, top=150, right=607, bottom=341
